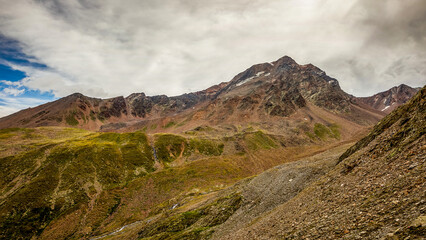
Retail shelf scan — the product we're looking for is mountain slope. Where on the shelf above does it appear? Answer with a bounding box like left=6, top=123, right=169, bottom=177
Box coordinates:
left=218, top=86, right=426, bottom=239
left=0, top=82, right=228, bottom=131
left=357, top=84, right=419, bottom=113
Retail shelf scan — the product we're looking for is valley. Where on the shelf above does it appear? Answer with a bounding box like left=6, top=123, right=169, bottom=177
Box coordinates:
left=0, top=55, right=423, bottom=240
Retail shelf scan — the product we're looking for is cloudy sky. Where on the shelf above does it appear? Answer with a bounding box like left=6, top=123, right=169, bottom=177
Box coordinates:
left=0, top=0, right=425, bottom=117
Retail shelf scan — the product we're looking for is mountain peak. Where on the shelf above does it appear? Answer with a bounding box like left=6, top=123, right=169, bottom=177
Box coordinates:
left=273, top=55, right=297, bottom=65
left=271, top=55, right=299, bottom=71
left=357, top=84, right=419, bottom=113
left=67, top=92, right=85, bottom=98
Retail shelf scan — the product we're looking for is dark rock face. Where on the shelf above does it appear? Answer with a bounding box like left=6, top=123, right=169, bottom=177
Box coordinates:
left=126, top=93, right=153, bottom=117
left=98, top=97, right=127, bottom=119
left=357, top=84, right=419, bottom=113
left=263, top=84, right=305, bottom=117
left=238, top=96, right=260, bottom=110
left=211, top=55, right=351, bottom=120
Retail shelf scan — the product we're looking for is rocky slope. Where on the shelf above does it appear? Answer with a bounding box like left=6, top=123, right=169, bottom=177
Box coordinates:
left=215, top=86, right=426, bottom=239
left=357, top=84, right=419, bottom=114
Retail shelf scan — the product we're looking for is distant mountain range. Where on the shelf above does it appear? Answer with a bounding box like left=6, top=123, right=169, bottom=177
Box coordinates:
left=0, top=56, right=418, bottom=133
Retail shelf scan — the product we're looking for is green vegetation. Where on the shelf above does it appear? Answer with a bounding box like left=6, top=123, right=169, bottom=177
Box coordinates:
left=176, top=121, right=187, bottom=127
left=188, top=138, right=224, bottom=156
left=0, top=126, right=283, bottom=239
left=154, top=134, right=225, bottom=163
left=90, top=112, right=96, bottom=121
left=329, top=123, right=341, bottom=139
left=65, top=111, right=79, bottom=126
left=154, top=134, right=188, bottom=162
left=306, top=123, right=341, bottom=140
left=185, top=125, right=216, bottom=135
left=313, top=123, right=329, bottom=139
left=0, top=129, right=156, bottom=239
left=244, top=131, right=277, bottom=150
left=0, top=128, right=35, bottom=139
left=138, top=193, right=242, bottom=239
left=164, top=121, right=177, bottom=128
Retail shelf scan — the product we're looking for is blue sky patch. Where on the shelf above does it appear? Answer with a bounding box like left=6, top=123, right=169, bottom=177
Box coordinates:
left=0, top=34, right=56, bottom=114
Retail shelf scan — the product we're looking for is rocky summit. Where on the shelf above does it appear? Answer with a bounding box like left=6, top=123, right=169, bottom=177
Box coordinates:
left=0, top=55, right=423, bottom=240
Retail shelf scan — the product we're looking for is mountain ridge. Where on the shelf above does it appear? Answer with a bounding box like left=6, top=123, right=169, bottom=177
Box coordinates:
left=356, top=84, right=419, bottom=113
left=0, top=55, right=405, bottom=132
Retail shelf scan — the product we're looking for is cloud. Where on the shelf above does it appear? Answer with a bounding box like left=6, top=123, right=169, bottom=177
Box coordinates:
left=0, top=80, right=22, bottom=87
left=0, top=105, right=20, bottom=118
left=0, top=94, right=49, bottom=117
left=2, top=87, right=25, bottom=96
left=0, top=0, right=424, bottom=103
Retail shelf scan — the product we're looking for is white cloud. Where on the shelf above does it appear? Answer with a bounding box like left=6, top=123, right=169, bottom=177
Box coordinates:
left=0, top=80, right=22, bottom=87
left=2, top=87, right=25, bottom=96
left=0, top=105, right=20, bottom=118
left=0, top=0, right=424, bottom=100
left=0, top=94, right=49, bottom=117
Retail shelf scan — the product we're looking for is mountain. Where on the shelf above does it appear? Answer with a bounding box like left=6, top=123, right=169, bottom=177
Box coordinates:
left=0, top=56, right=384, bottom=132
left=356, top=84, right=419, bottom=114
left=0, top=82, right=228, bottom=131
left=98, top=86, right=425, bottom=240
left=219, top=86, right=426, bottom=239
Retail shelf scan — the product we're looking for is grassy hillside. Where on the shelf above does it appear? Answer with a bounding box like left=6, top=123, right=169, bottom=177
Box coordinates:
left=0, top=122, right=350, bottom=239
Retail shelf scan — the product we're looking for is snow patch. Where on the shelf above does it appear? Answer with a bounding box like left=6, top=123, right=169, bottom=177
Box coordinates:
left=236, top=76, right=255, bottom=86
left=381, top=105, right=390, bottom=111
left=236, top=71, right=266, bottom=86
left=264, top=73, right=271, bottom=77
left=269, top=62, right=274, bottom=66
